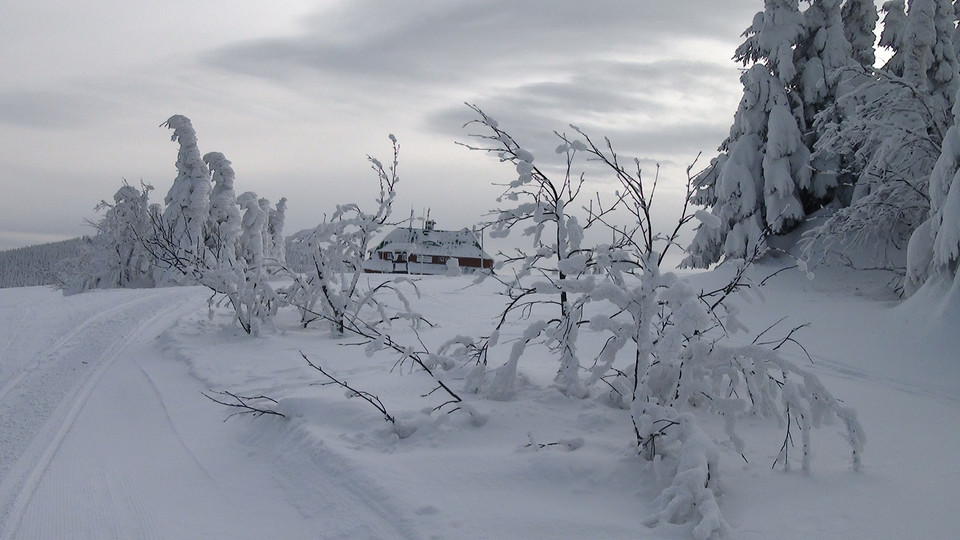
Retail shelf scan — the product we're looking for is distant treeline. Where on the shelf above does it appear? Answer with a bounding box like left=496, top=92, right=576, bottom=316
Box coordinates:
left=0, top=237, right=89, bottom=288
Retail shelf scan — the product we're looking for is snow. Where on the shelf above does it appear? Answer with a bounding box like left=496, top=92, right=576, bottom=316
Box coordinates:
left=1, top=263, right=959, bottom=539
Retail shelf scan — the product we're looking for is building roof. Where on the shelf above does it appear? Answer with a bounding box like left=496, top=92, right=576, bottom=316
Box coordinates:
left=373, top=225, right=492, bottom=260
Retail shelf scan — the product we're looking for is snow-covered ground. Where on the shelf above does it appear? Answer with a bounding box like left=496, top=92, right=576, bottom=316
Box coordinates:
left=0, top=264, right=958, bottom=539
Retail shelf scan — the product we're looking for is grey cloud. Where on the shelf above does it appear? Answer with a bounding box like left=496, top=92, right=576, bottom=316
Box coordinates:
left=204, top=0, right=758, bottom=87
left=0, top=90, right=108, bottom=129
left=424, top=57, right=738, bottom=162
left=201, top=0, right=752, bottom=170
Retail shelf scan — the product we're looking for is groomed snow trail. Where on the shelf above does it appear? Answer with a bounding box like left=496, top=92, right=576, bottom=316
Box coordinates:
left=0, top=288, right=201, bottom=537
left=0, top=287, right=420, bottom=539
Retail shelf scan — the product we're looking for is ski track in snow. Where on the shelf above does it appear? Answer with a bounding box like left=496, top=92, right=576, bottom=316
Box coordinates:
left=0, top=287, right=422, bottom=540
left=0, top=288, right=198, bottom=537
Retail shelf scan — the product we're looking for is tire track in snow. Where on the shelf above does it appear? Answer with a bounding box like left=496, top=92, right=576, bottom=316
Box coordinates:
left=153, top=318, right=425, bottom=539
left=809, top=352, right=960, bottom=405
left=0, top=288, right=200, bottom=539
left=233, top=419, right=425, bottom=540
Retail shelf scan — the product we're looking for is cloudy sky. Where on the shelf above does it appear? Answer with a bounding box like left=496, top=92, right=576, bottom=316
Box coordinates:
left=0, top=0, right=762, bottom=252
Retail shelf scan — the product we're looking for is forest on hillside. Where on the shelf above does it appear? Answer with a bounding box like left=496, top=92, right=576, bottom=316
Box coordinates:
left=0, top=237, right=87, bottom=288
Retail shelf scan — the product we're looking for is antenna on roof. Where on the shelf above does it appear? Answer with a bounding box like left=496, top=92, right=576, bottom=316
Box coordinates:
left=423, top=208, right=434, bottom=232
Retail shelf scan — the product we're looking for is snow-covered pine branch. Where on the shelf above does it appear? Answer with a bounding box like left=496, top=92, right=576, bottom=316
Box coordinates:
left=801, top=0, right=959, bottom=279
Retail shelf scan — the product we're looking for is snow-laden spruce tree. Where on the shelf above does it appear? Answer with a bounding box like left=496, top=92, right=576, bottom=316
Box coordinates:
left=796, top=0, right=854, bottom=128
left=797, top=0, right=860, bottom=200
left=204, top=151, right=242, bottom=265
left=802, top=0, right=959, bottom=273
left=684, top=65, right=809, bottom=267
left=901, top=0, right=959, bottom=129
left=954, top=0, right=960, bottom=61
left=907, top=88, right=960, bottom=292
left=879, top=0, right=909, bottom=75
left=735, top=0, right=807, bottom=86
left=686, top=0, right=860, bottom=268
left=841, top=0, right=880, bottom=68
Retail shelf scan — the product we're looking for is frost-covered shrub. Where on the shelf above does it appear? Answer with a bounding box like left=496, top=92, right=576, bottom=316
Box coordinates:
left=58, top=181, right=156, bottom=294
left=281, top=135, right=404, bottom=336
left=458, top=105, right=863, bottom=538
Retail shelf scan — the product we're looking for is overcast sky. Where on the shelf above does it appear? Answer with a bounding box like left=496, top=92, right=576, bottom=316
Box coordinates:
left=0, top=0, right=763, bottom=252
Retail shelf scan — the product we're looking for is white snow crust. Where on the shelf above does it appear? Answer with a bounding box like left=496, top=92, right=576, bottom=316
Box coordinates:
left=0, top=264, right=958, bottom=539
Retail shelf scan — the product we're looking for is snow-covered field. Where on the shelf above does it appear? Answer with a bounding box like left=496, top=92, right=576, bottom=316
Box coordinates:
left=0, top=263, right=958, bottom=539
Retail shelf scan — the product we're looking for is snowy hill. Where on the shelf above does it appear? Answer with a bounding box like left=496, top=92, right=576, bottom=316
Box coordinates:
left=0, top=264, right=957, bottom=539
left=0, top=237, right=88, bottom=289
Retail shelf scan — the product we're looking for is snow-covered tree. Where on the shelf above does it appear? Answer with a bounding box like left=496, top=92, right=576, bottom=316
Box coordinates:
left=799, top=0, right=862, bottom=200
left=735, top=0, right=807, bottom=86
left=842, top=0, right=879, bottom=68
left=802, top=0, right=959, bottom=273
left=257, top=197, right=273, bottom=266
left=455, top=107, right=863, bottom=537
left=900, top=0, right=960, bottom=123
left=238, top=191, right=267, bottom=271
left=879, top=0, right=909, bottom=76
left=1, top=237, right=87, bottom=288
left=281, top=136, right=402, bottom=336
left=213, top=190, right=278, bottom=335
left=797, top=0, right=854, bottom=125
left=954, top=0, right=960, bottom=61
left=458, top=103, right=626, bottom=398
left=686, top=0, right=862, bottom=268
left=59, top=182, right=156, bottom=293
left=685, top=65, right=809, bottom=267
left=869, top=0, right=959, bottom=138
left=57, top=115, right=286, bottom=333
left=268, top=197, right=288, bottom=266
left=158, top=115, right=211, bottom=285
left=907, top=89, right=960, bottom=292
left=204, top=151, right=241, bottom=264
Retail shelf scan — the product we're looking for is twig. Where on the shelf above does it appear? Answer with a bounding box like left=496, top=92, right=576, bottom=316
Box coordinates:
left=301, top=352, right=396, bottom=424
left=202, top=390, right=285, bottom=421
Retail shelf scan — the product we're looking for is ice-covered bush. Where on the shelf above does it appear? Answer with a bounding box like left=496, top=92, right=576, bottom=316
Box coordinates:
left=282, top=135, right=411, bottom=336
left=58, top=181, right=156, bottom=293
left=458, top=105, right=864, bottom=538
